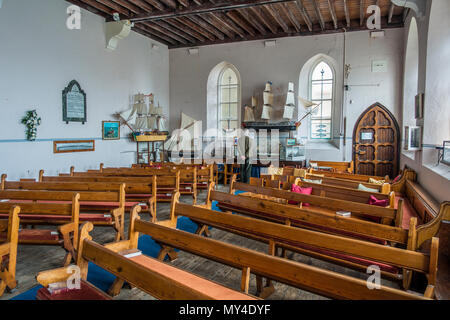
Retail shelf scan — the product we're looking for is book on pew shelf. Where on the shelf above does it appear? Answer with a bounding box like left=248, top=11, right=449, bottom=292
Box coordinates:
left=48, top=282, right=81, bottom=296
left=139, top=203, right=147, bottom=206
left=118, top=249, right=142, bottom=259
left=51, top=231, right=59, bottom=236
left=336, top=211, right=351, bottom=217
left=0, top=199, right=9, bottom=202
left=104, top=214, right=111, bottom=218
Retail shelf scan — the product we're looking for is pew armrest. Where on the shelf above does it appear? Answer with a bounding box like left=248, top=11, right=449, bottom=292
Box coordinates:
left=110, top=208, right=125, bottom=241
left=149, top=196, right=157, bottom=223
left=0, top=243, right=10, bottom=257
left=36, top=266, right=72, bottom=287
left=58, top=222, right=77, bottom=265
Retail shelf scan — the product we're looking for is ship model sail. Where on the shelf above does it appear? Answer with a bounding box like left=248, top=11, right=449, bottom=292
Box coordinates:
left=261, top=81, right=273, bottom=121
left=119, top=93, right=168, bottom=134
left=283, top=82, right=295, bottom=120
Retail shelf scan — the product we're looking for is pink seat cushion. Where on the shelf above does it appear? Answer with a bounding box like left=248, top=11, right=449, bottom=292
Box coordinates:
left=366, top=195, right=390, bottom=223
left=393, top=174, right=402, bottom=183
left=0, top=213, right=111, bottom=223
left=289, top=185, right=312, bottom=206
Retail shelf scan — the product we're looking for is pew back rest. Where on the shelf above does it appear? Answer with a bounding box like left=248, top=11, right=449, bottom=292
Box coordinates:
left=404, top=180, right=440, bottom=224
left=310, top=160, right=353, bottom=173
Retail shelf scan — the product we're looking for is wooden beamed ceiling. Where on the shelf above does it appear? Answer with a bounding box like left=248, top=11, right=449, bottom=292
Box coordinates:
left=66, top=0, right=406, bottom=49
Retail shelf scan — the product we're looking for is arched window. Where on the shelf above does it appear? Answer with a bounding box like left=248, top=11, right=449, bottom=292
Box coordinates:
left=218, top=67, right=240, bottom=134
left=310, top=61, right=334, bottom=140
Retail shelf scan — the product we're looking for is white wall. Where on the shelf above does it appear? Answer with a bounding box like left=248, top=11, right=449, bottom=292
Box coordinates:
left=169, top=28, right=404, bottom=161
left=0, top=0, right=169, bottom=180
left=400, top=0, right=450, bottom=203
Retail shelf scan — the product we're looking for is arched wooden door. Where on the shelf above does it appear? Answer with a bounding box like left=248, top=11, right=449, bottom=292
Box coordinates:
left=352, top=103, right=400, bottom=178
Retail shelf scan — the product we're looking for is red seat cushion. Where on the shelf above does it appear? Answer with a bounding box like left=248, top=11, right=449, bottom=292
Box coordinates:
left=393, top=174, right=402, bottom=183
left=394, top=196, right=421, bottom=229
left=365, top=195, right=390, bottom=223
left=36, top=280, right=112, bottom=300
left=0, top=229, right=60, bottom=242
left=289, top=185, right=312, bottom=206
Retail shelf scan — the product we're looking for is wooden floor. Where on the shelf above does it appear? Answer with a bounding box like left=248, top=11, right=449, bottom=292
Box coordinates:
left=1, top=185, right=401, bottom=300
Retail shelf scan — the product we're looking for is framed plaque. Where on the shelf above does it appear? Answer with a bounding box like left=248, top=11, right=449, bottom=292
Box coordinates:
left=63, top=80, right=87, bottom=124
left=54, top=140, right=95, bottom=153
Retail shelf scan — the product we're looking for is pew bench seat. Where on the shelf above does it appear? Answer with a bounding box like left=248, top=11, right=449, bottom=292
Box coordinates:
left=0, top=229, right=61, bottom=245
left=394, top=196, right=423, bottom=230
left=36, top=280, right=112, bottom=300
left=217, top=202, right=387, bottom=245
left=0, top=213, right=112, bottom=224
left=128, top=254, right=257, bottom=300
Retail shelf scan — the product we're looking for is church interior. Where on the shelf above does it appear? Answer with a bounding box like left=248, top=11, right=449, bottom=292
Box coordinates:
left=0, top=0, right=449, bottom=304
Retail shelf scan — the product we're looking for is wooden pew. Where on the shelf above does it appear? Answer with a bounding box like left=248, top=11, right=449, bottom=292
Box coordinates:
left=235, top=176, right=398, bottom=226
left=0, top=206, right=20, bottom=297
left=38, top=171, right=179, bottom=212
left=207, top=184, right=450, bottom=288
left=231, top=180, right=402, bottom=227
left=0, top=192, right=81, bottom=266
left=263, top=173, right=390, bottom=194
left=126, top=204, right=428, bottom=300
left=165, top=197, right=438, bottom=297
left=0, top=178, right=128, bottom=241
left=309, top=160, right=354, bottom=173
left=35, top=221, right=257, bottom=300
left=309, top=167, right=390, bottom=183
left=64, top=167, right=198, bottom=204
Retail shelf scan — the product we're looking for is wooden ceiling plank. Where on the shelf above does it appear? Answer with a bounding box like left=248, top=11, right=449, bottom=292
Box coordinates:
left=144, top=21, right=189, bottom=43
left=327, top=0, right=338, bottom=29
left=130, top=0, right=297, bottom=22
left=127, top=0, right=154, bottom=12
left=200, top=13, right=235, bottom=38
left=310, top=0, right=325, bottom=30
left=388, top=3, right=395, bottom=23
left=343, top=0, right=350, bottom=27
left=143, top=0, right=166, bottom=11
left=280, top=3, right=301, bottom=32
left=133, top=24, right=173, bottom=45
left=360, top=0, right=365, bottom=27
left=264, top=4, right=289, bottom=33
left=187, top=15, right=226, bottom=40
left=175, top=17, right=216, bottom=40
left=237, top=8, right=267, bottom=35
left=209, top=12, right=245, bottom=38
left=178, top=0, right=190, bottom=7
left=153, top=20, right=197, bottom=42
left=166, top=18, right=207, bottom=41
left=294, top=0, right=312, bottom=32
left=138, top=22, right=178, bottom=44
left=94, top=0, right=130, bottom=15
left=71, top=0, right=114, bottom=16
left=249, top=6, right=278, bottom=34
left=110, top=0, right=142, bottom=13
left=226, top=10, right=257, bottom=36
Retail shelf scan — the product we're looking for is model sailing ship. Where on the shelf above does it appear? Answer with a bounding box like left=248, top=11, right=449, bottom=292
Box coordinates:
left=118, top=93, right=168, bottom=137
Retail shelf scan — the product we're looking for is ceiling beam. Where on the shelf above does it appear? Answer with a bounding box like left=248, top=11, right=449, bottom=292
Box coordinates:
left=127, top=0, right=154, bottom=12
left=169, top=15, right=404, bottom=48
left=311, top=0, right=325, bottom=30
left=127, top=0, right=296, bottom=22
left=388, top=3, right=395, bottom=23
left=280, top=3, right=301, bottom=32
left=186, top=15, right=226, bottom=40
left=201, top=13, right=236, bottom=38
left=294, top=0, right=312, bottom=32
left=94, top=0, right=130, bottom=15
left=264, top=4, right=289, bottom=33
left=143, top=21, right=189, bottom=44
left=237, top=8, right=267, bottom=35
left=110, top=0, right=142, bottom=13
left=360, top=0, right=365, bottom=27
left=343, top=0, right=350, bottom=27
left=175, top=16, right=216, bottom=40
left=165, top=18, right=207, bottom=41
left=249, top=6, right=278, bottom=34
left=327, top=0, right=338, bottom=29
left=226, top=10, right=256, bottom=36
left=210, top=12, right=245, bottom=38
left=144, top=0, right=166, bottom=11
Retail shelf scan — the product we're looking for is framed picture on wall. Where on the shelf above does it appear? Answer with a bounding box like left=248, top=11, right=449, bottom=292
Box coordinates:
left=404, top=126, right=422, bottom=151
left=54, top=140, right=95, bottom=153
left=102, top=121, right=120, bottom=140
left=415, top=93, right=424, bottom=119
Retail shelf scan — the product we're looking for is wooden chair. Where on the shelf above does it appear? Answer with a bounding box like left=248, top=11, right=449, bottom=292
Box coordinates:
left=0, top=206, right=20, bottom=297
left=224, top=164, right=240, bottom=185
left=167, top=197, right=438, bottom=297
left=36, top=220, right=257, bottom=300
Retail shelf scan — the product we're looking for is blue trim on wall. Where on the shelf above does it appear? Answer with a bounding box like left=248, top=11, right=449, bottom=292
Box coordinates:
left=0, top=137, right=107, bottom=143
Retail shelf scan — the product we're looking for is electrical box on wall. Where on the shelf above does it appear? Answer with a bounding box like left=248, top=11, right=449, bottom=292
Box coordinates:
left=371, top=60, right=388, bottom=73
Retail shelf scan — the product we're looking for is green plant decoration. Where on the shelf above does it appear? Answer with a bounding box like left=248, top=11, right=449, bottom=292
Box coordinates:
left=21, top=110, right=41, bottom=141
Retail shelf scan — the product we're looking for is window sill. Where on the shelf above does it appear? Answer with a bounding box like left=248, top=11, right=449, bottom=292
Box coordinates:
left=402, top=150, right=416, bottom=161
left=305, top=141, right=339, bottom=151
left=423, top=162, right=450, bottom=181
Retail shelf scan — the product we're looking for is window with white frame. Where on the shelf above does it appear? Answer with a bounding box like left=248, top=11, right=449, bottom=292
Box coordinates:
left=310, top=61, right=334, bottom=140
left=218, top=67, right=240, bottom=134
